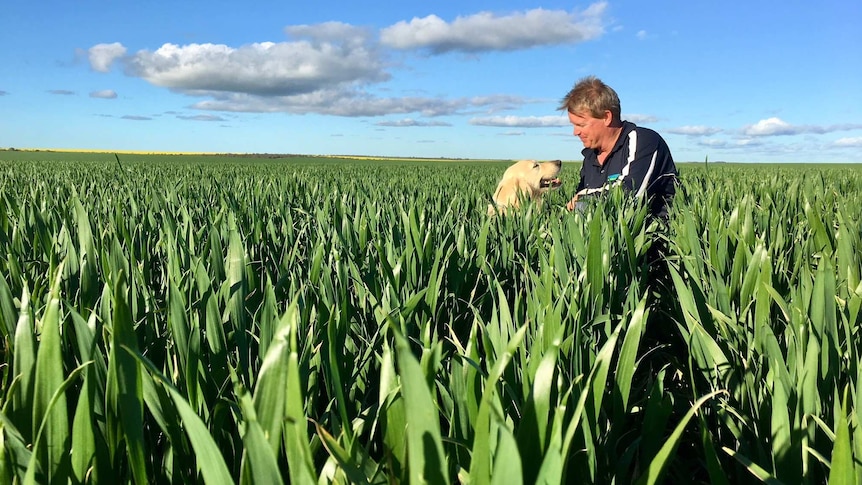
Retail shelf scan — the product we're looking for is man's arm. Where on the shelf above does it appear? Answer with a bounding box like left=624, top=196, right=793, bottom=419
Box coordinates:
left=566, top=164, right=588, bottom=211
left=624, top=129, right=677, bottom=218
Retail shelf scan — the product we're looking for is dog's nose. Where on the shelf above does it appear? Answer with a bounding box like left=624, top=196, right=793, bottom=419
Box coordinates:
left=550, top=159, right=562, bottom=166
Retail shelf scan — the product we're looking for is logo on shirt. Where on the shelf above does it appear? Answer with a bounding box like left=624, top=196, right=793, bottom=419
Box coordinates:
left=607, top=173, right=620, bottom=182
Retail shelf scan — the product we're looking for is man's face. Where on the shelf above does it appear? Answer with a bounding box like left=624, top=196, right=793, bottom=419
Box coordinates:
left=567, top=111, right=606, bottom=150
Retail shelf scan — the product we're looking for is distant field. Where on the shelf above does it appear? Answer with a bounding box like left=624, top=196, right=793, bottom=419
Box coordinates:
left=3, top=148, right=858, bottom=167
left=7, top=148, right=221, bottom=156
left=0, top=149, right=509, bottom=164
left=1, top=152, right=861, bottom=483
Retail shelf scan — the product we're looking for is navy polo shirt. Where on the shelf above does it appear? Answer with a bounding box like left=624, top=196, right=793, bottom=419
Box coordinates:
left=576, top=121, right=678, bottom=219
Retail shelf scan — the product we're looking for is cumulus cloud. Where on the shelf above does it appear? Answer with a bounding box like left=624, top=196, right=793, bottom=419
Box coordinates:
left=90, top=89, right=117, bottom=99
left=123, top=34, right=387, bottom=97
left=177, top=114, right=227, bottom=121
left=375, top=118, right=452, bottom=127
left=470, top=115, right=569, bottom=127
left=697, top=138, right=764, bottom=149
left=624, top=114, right=659, bottom=124
left=733, top=138, right=764, bottom=147
left=743, top=117, right=862, bottom=136
left=84, top=10, right=608, bottom=116
left=285, top=21, right=371, bottom=45
left=667, top=125, right=723, bottom=136
left=191, top=89, right=524, bottom=117
left=88, top=42, right=127, bottom=72
left=380, top=3, right=607, bottom=53
left=743, top=117, right=795, bottom=136
left=636, top=30, right=648, bottom=40
left=834, top=137, right=862, bottom=147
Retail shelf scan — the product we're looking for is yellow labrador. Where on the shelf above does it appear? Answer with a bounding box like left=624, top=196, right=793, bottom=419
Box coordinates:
left=488, top=159, right=562, bottom=215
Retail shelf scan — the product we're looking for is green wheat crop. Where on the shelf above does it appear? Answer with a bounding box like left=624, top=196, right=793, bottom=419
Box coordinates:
left=0, top=153, right=860, bottom=484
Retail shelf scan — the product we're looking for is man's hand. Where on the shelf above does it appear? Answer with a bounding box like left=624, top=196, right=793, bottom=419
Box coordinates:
left=566, top=194, right=580, bottom=211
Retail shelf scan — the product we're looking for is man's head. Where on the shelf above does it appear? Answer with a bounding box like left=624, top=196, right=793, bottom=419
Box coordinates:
left=558, top=76, right=622, bottom=151
left=558, top=76, right=621, bottom=120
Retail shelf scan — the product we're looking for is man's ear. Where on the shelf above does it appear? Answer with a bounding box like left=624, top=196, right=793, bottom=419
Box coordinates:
left=602, top=109, right=613, bottom=127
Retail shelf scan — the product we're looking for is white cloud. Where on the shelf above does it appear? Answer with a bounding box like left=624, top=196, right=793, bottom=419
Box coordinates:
left=375, top=118, right=452, bottom=127
left=697, top=137, right=765, bottom=150
left=636, top=30, right=648, bottom=40
left=470, top=115, right=569, bottom=127
left=177, top=114, right=226, bottom=121
left=90, top=89, right=117, bottom=99
left=88, top=42, right=127, bottom=72
left=380, top=3, right=607, bottom=53
left=191, top=89, right=524, bottom=117
left=834, top=137, right=862, bottom=147
left=743, top=117, right=796, bottom=136
left=743, top=117, right=862, bottom=136
left=667, top=125, right=723, bottom=136
left=624, top=114, right=659, bottom=124
left=125, top=39, right=387, bottom=97
left=84, top=11, right=607, bottom=117
left=48, top=90, right=75, bottom=95
left=733, top=138, right=764, bottom=147
left=285, top=21, right=371, bottom=46
left=828, top=124, right=862, bottom=132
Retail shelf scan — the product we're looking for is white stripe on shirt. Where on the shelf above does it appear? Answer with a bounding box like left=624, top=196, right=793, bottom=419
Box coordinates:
left=635, top=151, right=658, bottom=198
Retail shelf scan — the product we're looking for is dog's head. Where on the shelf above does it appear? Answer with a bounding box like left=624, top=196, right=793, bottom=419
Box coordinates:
left=501, top=159, right=562, bottom=194
left=489, top=159, right=562, bottom=214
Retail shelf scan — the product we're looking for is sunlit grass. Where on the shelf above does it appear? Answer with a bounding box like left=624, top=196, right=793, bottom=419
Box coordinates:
left=0, top=153, right=860, bottom=484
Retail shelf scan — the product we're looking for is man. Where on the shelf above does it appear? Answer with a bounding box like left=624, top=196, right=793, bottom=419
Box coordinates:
left=560, top=76, right=678, bottom=220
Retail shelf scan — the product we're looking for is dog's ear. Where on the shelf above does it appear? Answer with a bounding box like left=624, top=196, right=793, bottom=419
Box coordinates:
left=494, top=177, right=535, bottom=208
left=497, top=178, right=519, bottom=205
left=516, top=177, right=536, bottom=197
left=493, top=180, right=517, bottom=208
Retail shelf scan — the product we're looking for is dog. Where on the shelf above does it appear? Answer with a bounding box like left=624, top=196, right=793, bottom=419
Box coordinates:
left=488, top=159, right=562, bottom=215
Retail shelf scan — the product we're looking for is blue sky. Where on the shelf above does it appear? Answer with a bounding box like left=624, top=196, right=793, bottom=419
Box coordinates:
left=1, top=1, right=860, bottom=163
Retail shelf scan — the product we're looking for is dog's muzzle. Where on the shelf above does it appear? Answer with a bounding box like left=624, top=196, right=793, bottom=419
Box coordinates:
left=540, top=178, right=562, bottom=188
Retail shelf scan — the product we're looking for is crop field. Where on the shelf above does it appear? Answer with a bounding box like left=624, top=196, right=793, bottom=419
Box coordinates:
left=0, top=151, right=861, bottom=484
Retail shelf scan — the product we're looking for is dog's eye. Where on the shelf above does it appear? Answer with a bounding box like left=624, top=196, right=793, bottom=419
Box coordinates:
left=532, top=163, right=540, bottom=169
